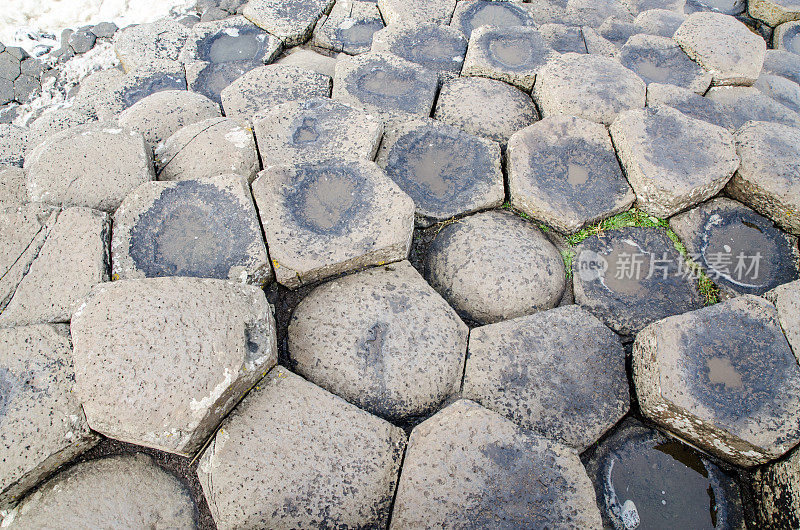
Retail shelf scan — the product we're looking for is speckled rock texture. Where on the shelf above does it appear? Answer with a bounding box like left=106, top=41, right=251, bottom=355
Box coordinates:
left=275, top=48, right=338, bottom=76
left=113, top=18, right=190, bottom=72
left=370, top=23, right=468, bottom=76
left=749, top=0, right=800, bottom=26
left=646, top=82, right=735, bottom=130
left=752, top=443, right=800, bottom=529
left=0, top=124, right=41, bottom=167
left=29, top=109, right=93, bottom=137
left=377, top=0, right=457, bottom=26
left=619, top=33, right=711, bottom=93
left=70, top=277, right=277, bottom=456
left=243, top=0, right=336, bottom=46
left=450, top=0, right=536, bottom=37
left=312, top=0, right=384, bottom=55
left=0, top=165, right=25, bottom=207
left=178, top=15, right=282, bottom=64
left=706, top=85, right=800, bottom=129
left=764, top=279, right=800, bottom=357
left=773, top=20, right=800, bottom=54
left=91, top=61, right=187, bottom=120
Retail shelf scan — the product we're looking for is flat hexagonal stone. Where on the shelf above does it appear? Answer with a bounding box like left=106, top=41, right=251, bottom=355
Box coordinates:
left=646, top=82, right=735, bottom=130
left=333, top=52, right=439, bottom=120
left=450, top=0, right=537, bottom=37
left=670, top=197, right=799, bottom=296
left=25, top=124, right=154, bottom=212
left=0, top=325, right=97, bottom=509
left=633, top=295, right=800, bottom=466
left=619, top=34, right=711, bottom=93
left=424, top=210, right=566, bottom=325
left=178, top=15, right=282, bottom=64
left=112, top=175, right=270, bottom=285
left=376, top=0, right=457, bottom=25
left=70, top=277, right=278, bottom=456
left=706, top=85, right=800, bottom=130
left=312, top=0, right=384, bottom=55
left=220, top=64, right=331, bottom=121
left=750, top=0, right=800, bottom=26
left=609, top=106, right=739, bottom=218
left=752, top=443, right=800, bottom=528
left=275, top=47, right=338, bottom=77
left=508, top=115, right=635, bottom=233
left=463, top=305, right=629, bottom=451
left=244, top=0, right=335, bottom=46
left=253, top=97, right=382, bottom=165
left=93, top=61, right=188, bottom=121
left=0, top=124, right=40, bottom=167
left=289, top=261, right=468, bottom=420
left=765, top=280, right=800, bottom=355
left=156, top=117, right=260, bottom=182
left=7, top=454, right=197, bottom=528
left=534, top=52, right=646, bottom=125
left=433, top=76, right=539, bottom=144
left=371, top=23, right=468, bottom=77
left=674, top=12, right=766, bottom=86
left=252, top=159, right=414, bottom=288
left=583, top=418, right=745, bottom=530
left=728, top=121, right=800, bottom=236
left=754, top=73, right=800, bottom=115
left=113, top=18, right=190, bottom=72
left=197, top=367, right=405, bottom=529
left=572, top=227, right=704, bottom=336
left=462, top=25, right=558, bottom=90
left=391, top=399, right=603, bottom=528
left=185, top=59, right=259, bottom=104
left=376, top=118, right=504, bottom=226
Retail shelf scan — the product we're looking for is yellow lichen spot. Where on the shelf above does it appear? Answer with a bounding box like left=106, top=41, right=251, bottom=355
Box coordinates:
left=272, top=260, right=280, bottom=269
left=111, top=273, right=120, bottom=280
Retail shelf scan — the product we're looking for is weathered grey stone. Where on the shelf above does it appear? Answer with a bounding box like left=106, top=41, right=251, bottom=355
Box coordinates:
left=93, top=61, right=188, bottom=120
left=538, top=23, right=588, bottom=53
left=534, top=52, right=646, bottom=125
left=391, top=399, right=603, bottom=529
left=508, top=115, right=635, bottom=233
left=634, top=8, right=687, bottom=37
left=646, top=82, right=735, bottom=129
left=6, top=454, right=197, bottom=528
left=633, top=295, right=800, bottom=466
left=462, top=25, right=558, bottom=90
left=581, top=26, right=619, bottom=57
left=178, top=15, right=282, bottom=64
left=253, top=97, right=382, bottom=165
left=252, top=159, right=414, bottom=288
left=201, top=6, right=229, bottom=20
left=706, top=85, right=800, bottom=129
left=91, top=21, right=119, bottom=39
left=377, top=0, right=457, bottom=25
left=0, top=78, right=13, bottom=105
left=764, top=280, right=800, bottom=357
left=450, top=0, right=537, bottom=36
left=25, top=124, right=153, bottom=212
left=728, top=121, right=800, bottom=236
left=71, top=277, right=277, bottom=456
left=566, top=0, right=634, bottom=26
left=609, top=106, right=739, bottom=217
left=670, top=197, right=799, bottom=296
left=13, top=74, right=39, bottom=103
left=68, top=68, right=125, bottom=118
left=29, top=108, right=92, bottom=137
left=620, top=34, right=711, bottom=93
left=312, top=0, right=384, bottom=55
left=572, top=227, right=704, bottom=336
left=424, top=210, right=566, bottom=325
left=750, top=0, right=800, bottom=26
left=275, top=47, right=338, bottom=76
left=333, top=52, right=439, bottom=121
left=68, top=29, right=96, bottom=54
left=594, top=15, right=639, bottom=47
left=197, top=366, right=405, bottom=529
left=0, top=207, right=109, bottom=327
left=0, top=325, right=97, bottom=509
left=523, top=0, right=571, bottom=25
left=689, top=0, right=746, bottom=14
left=621, top=0, right=685, bottom=14
left=289, top=261, right=468, bottom=420
left=376, top=118, right=504, bottom=226
left=370, top=23, right=468, bottom=77
left=754, top=73, right=800, bottom=114
left=220, top=64, right=331, bottom=121
left=433, top=76, right=538, bottom=144
left=185, top=59, right=258, bottom=104
left=156, top=117, right=260, bottom=182
left=763, top=48, right=800, bottom=85
left=0, top=51, right=20, bottom=81
left=674, top=12, right=766, bottom=86
left=774, top=20, right=800, bottom=54
left=243, top=0, right=335, bottom=46
left=0, top=124, right=39, bottom=167
left=752, top=443, right=800, bottom=529
left=463, top=306, right=629, bottom=451
left=0, top=165, right=25, bottom=207
left=113, top=18, right=190, bottom=72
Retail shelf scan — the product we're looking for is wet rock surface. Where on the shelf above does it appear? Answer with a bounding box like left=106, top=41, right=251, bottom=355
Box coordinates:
left=371, top=23, right=468, bottom=76
left=179, top=15, right=282, bottom=64
left=619, top=33, right=711, bottom=93
left=450, top=0, right=537, bottom=37
left=312, top=0, right=384, bottom=55
left=243, top=0, right=335, bottom=45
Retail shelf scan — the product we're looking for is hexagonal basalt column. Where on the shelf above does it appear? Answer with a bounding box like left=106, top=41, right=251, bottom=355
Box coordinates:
left=243, top=0, right=335, bottom=46
left=70, top=277, right=277, bottom=456
left=450, top=0, right=537, bottom=37
left=765, top=279, right=800, bottom=355
left=252, top=159, right=415, bottom=288
left=371, top=24, right=468, bottom=77
left=706, top=85, right=800, bottom=130
left=390, top=399, right=603, bottom=528
left=633, top=295, right=800, bottom=466
left=185, top=60, right=260, bottom=104
left=463, top=305, right=629, bottom=451
left=312, top=0, right=385, bottom=55
left=113, top=19, right=189, bottom=72
left=0, top=124, right=39, bottom=167
left=289, top=261, right=468, bottom=421
left=376, top=118, right=504, bottom=227
left=179, top=15, right=282, bottom=64
left=619, top=34, right=711, bottom=94
left=112, top=175, right=271, bottom=285
left=376, top=0, right=456, bottom=26
left=197, top=367, right=405, bottom=529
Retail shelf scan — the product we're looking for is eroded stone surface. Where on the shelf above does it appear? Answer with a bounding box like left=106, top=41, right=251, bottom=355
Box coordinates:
left=750, top=0, right=800, bottom=26
left=450, top=0, right=536, bottom=37
left=634, top=8, right=687, bottom=37
left=706, top=85, right=800, bottom=129
left=646, top=82, right=735, bottom=130
left=752, top=443, right=800, bottom=529
left=754, top=73, right=800, bottom=115
left=619, top=33, right=711, bottom=93
left=113, top=18, right=190, bottom=72
left=93, top=61, right=188, bottom=120
left=0, top=165, right=26, bottom=207
left=0, top=124, right=39, bottom=167
left=312, top=0, right=384, bottom=55
left=185, top=59, right=259, bottom=104
left=179, top=15, right=282, bottom=64
left=370, top=23, right=468, bottom=77
left=774, top=20, right=800, bottom=55
left=29, top=109, right=93, bottom=137
left=377, top=0, right=457, bottom=26
left=243, top=0, right=335, bottom=46
left=275, top=47, right=338, bottom=76
left=539, top=23, right=588, bottom=53
left=763, top=48, right=800, bottom=86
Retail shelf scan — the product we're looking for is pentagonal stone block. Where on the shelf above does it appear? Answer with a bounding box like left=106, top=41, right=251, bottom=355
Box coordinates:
left=674, top=12, right=766, bottom=86
left=7, top=454, right=197, bottom=528
left=646, top=82, right=735, bottom=130
left=765, top=280, right=800, bottom=355
left=450, top=0, right=537, bottom=37
left=583, top=418, right=745, bottom=530
left=70, top=277, right=277, bottom=456
left=376, top=118, right=504, bottom=226
left=113, top=19, right=190, bottom=72
left=534, top=52, right=647, bottom=125
left=619, top=34, right=711, bottom=93
left=573, top=227, right=704, bottom=336
left=312, top=0, right=385, bottom=55
left=0, top=165, right=25, bottom=207
left=670, top=197, right=799, bottom=296
left=243, top=0, right=335, bottom=46
left=754, top=73, right=800, bottom=114
left=275, top=47, right=338, bottom=77
left=609, top=106, right=739, bottom=218
left=156, top=117, right=260, bottom=182
left=764, top=49, right=800, bottom=86
left=112, top=175, right=270, bottom=285
left=253, top=97, right=382, bottom=165
left=197, top=366, right=405, bottom=529
left=186, top=59, right=259, bottom=104
left=220, top=64, right=331, bottom=121
left=289, top=261, right=468, bottom=420
left=634, top=8, right=687, bottom=37
left=774, top=20, right=800, bottom=54
left=391, top=399, right=603, bottom=528
left=633, top=295, right=800, bottom=466
left=462, top=25, right=558, bottom=91
left=93, top=61, right=188, bottom=120
left=0, top=207, right=109, bottom=327
left=25, top=124, right=154, bottom=212
left=750, top=0, right=800, bottom=26
left=377, top=0, right=457, bottom=26
left=29, top=108, right=92, bottom=137
left=252, top=159, right=415, bottom=288
left=0, top=325, right=98, bottom=509
left=463, top=305, right=629, bottom=451
left=706, top=85, right=800, bottom=129
left=370, top=24, right=468, bottom=77
left=728, top=121, right=800, bottom=236
left=0, top=124, right=40, bottom=167
left=333, top=52, right=439, bottom=121
left=752, top=443, right=800, bottom=528
left=508, top=115, right=635, bottom=233
left=179, top=15, right=282, bottom=64
left=433, top=76, right=538, bottom=144
left=424, top=210, right=566, bottom=325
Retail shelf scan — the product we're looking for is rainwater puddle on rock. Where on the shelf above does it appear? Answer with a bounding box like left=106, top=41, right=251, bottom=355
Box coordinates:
left=359, top=68, right=414, bottom=97
left=567, top=162, right=589, bottom=186
left=207, top=32, right=264, bottom=63
left=634, top=59, right=674, bottom=84
left=489, top=37, right=534, bottom=68
left=465, top=4, right=528, bottom=34
left=287, top=166, right=361, bottom=234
